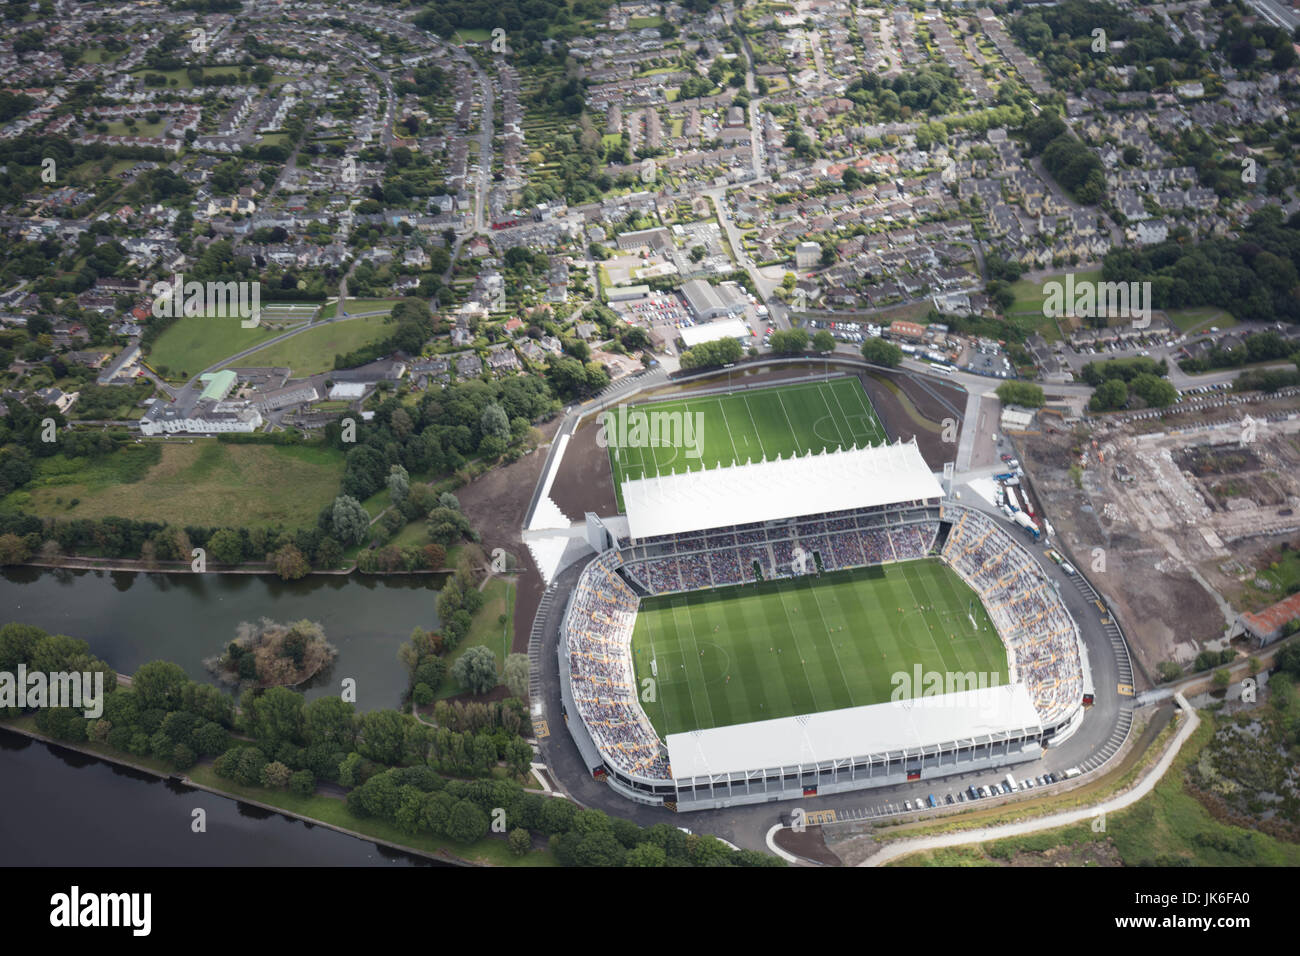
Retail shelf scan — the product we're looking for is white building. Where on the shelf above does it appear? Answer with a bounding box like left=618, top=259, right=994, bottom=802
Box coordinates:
left=139, top=399, right=263, bottom=436
left=795, top=240, right=821, bottom=271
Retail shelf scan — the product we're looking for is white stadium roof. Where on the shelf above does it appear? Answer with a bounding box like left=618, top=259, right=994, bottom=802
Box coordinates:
left=621, top=439, right=943, bottom=540
left=666, top=683, right=1043, bottom=780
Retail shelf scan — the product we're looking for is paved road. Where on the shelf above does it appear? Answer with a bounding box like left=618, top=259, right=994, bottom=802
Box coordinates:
left=857, top=694, right=1197, bottom=866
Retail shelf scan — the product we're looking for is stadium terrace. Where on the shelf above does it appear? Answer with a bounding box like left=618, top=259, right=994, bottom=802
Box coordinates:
left=559, top=440, right=1087, bottom=812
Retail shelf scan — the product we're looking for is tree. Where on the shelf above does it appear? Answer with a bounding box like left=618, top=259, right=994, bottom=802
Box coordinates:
left=767, top=328, right=808, bottom=354
left=508, top=827, right=532, bottom=856
left=386, top=465, right=410, bottom=506
left=272, top=543, right=311, bottom=581
left=246, top=686, right=305, bottom=750
left=357, top=709, right=406, bottom=765
left=1212, top=668, right=1231, bottom=688
left=503, top=653, right=530, bottom=699
left=445, top=799, right=489, bottom=843
left=861, top=337, right=903, bottom=368
left=0, top=532, right=32, bottom=566
left=811, top=329, right=835, bottom=353
left=304, top=695, right=356, bottom=748
left=1089, top=379, right=1128, bottom=412
left=452, top=646, right=499, bottom=696
left=133, top=660, right=189, bottom=711
left=289, top=769, right=315, bottom=796
left=331, top=494, right=370, bottom=546
left=996, top=382, right=1045, bottom=408
left=261, top=760, right=292, bottom=789
left=427, top=507, right=473, bottom=546
left=625, top=843, right=667, bottom=867
left=207, top=528, right=244, bottom=565
left=480, top=402, right=511, bottom=443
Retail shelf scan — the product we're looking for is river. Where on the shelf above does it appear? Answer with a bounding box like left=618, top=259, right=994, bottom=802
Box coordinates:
left=2, top=566, right=443, bottom=710
left=0, top=729, right=445, bottom=866
left=2, top=567, right=449, bottom=866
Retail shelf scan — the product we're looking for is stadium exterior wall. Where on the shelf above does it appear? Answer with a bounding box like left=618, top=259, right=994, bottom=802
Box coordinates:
left=559, top=540, right=1082, bottom=812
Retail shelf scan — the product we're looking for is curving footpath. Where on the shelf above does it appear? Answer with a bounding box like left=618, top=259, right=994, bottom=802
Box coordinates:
left=854, top=693, right=1199, bottom=867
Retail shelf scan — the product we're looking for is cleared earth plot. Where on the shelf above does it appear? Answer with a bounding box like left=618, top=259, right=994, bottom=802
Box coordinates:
left=629, top=560, right=1007, bottom=737
left=606, top=378, right=887, bottom=509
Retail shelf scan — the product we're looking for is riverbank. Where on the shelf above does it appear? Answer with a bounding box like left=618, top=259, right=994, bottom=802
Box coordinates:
left=0, top=718, right=553, bottom=867
left=14, top=557, right=458, bottom=575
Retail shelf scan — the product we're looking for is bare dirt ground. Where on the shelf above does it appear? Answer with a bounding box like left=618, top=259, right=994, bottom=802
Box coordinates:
left=550, top=414, right=619, bottom=521
left=1020, top=424, right=1221, bottom=681
left=1018, top=394, right=1300, bottom=680
left=456, top=415, right=564, bottom=654
left=773, top=825, right=843, bottom=865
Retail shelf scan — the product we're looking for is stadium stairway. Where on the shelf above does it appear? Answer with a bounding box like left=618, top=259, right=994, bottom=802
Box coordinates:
left=527, top=583, right=558, bottom=706
left=1068, top=573, right=1136, bottom=691
left=1077, top=706, right=1133, bottom=774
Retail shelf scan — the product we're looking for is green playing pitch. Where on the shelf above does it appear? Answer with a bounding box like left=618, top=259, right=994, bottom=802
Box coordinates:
left=605, top=378, right=886, bottom=510
left=629, top=560, right=1007, bottom=737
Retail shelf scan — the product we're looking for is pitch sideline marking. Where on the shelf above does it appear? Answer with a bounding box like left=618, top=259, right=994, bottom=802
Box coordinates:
left=771, top=577, right=825, bottom=714
left=804, top=573, right=858, bottom=708
left=675, top=594, right=719, bottom=731
left=775, top=391, right=804, bottom=455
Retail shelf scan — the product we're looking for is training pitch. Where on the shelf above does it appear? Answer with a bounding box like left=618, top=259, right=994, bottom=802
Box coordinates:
left=605, top=378, right=887, bottom=509
left=629, top=560, right=1007, bottom=737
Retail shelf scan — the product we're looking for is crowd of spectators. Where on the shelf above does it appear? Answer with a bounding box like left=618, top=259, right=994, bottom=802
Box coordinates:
left=939, top=506, right=1083, bottom=725
left=621, top=505, right=941, bottom=596
left=564, top=550, right=670, bottom=780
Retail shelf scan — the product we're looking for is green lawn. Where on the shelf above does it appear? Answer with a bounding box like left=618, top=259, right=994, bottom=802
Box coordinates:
left=1006, top=269, right=1105, bottom=342
left=147, top=317, right=284, bottom=380
left=606, top=378, right=886, bottom=510
left=630, top=560, right=1005, bottom=736
left=233, top=315, right=394, bottom=377
left=437, top=577, right=517, bottom=699
left=3, top=441, right=346, bottom=527
left=1165, top=306, right=1238, bottom=334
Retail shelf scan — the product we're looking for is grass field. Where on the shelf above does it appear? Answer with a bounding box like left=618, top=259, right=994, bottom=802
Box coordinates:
left=4, top=442, right=345, bottom=527
left=1005, top=269, right=1104, bottom=342
left=630, top=560, right=1005, bottom=737
left=1164, top=306, right=1237, bottom=334
left=147, top=317, right=284, bottom=380
left=233, top=315, right=393, bottom=376
left=436, top=577, right=516, bottom=700
left=607, top=378, right=886, bottom=509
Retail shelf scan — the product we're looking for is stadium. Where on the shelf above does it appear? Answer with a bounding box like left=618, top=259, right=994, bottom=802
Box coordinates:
left=554, top=376, right=1087, bottom=812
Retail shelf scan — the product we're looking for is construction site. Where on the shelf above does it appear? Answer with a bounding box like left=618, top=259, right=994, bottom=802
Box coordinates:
left=1016, top=392, right=1300, bottom=683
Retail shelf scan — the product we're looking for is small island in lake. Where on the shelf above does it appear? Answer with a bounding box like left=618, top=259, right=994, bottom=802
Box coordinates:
left=206, top=618, right=338, bottom=688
